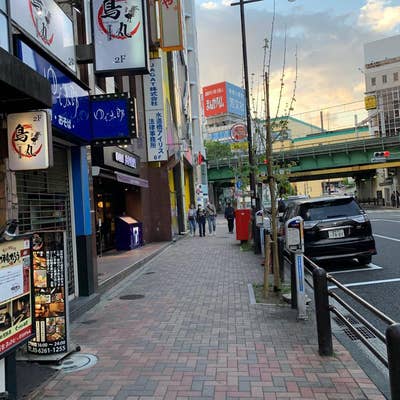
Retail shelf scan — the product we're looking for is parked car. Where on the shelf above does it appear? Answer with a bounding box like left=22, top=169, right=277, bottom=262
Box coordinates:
left=280, top=196, right=377, bottom=265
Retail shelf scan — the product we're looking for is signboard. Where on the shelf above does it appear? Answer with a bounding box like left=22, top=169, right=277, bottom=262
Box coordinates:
left=365, top=95, right=377, bottom=110
left=202, top=82, right=227, bottom=118
left=0, top=238, right=34, bottom=358
left=16, top=40, right=91, bottom=143
left=92, top=0, right=149, bottom=75
left=230, top=123, right=247, bottom=142
left=28, top=231, right=68, bottom=355
left=10, top=0, right=76, bottom=72
left=226, top=82, right=246, bottom=117
left=7, top=111, right=53, bottom=171
left=159, top=0, right=183, bottom=51
left=92, top=146, right=140, bottom=175
left=91, top=93, right=136, bottom=144
left=143, top=58, right=167, bottom=161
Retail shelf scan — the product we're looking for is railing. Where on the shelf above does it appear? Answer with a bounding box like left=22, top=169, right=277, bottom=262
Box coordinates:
left=207, top=135, right=400, bottom=169
left=295, top=256, right=400, bottom=400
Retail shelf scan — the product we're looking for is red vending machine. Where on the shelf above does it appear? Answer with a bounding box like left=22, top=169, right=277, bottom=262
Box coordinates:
left=235, top=208, right=251, bottom=241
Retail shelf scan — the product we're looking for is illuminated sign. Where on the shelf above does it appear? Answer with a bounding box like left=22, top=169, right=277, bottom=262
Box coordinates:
left=365, top=95, right=377, bottom=110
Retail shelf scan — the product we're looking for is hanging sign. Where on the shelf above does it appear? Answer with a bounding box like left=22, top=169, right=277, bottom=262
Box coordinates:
left=9, top=0, right=76, bottom=72
left=159, top=0, right=183, bottom=51
left=28, top=231, right=68, bottom=355
left=92, top=0, right=149, bottom=75
left=0, top=238, right=34, bottom=358
left=230, top=123, right=247, bottom=142
left=143, top=58, right=167, bottom=161
left=7, top=111, right=53, bottom=171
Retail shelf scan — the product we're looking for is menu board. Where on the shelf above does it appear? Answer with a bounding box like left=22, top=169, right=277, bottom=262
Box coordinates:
left=27, top=231, right=67, bottom=355
left=0, top=238, right=34, bottom=358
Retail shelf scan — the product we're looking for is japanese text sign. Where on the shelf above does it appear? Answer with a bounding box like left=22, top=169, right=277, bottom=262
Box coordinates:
left=202, top=82, right=228, bottom=118
left=92, top=0, right=149, bottom=75
left=7, top=111, right=53, bottom=171
left=10, top=0, right=76, bottom=72
left=159, top=0, right=183, bottom=51
left=143, top=58, right=167, bottom=161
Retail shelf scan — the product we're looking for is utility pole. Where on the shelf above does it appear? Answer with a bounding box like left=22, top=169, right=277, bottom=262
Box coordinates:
left=265, top=71, right=280, bottom=290
left=231, top=0, right=261, bottom=209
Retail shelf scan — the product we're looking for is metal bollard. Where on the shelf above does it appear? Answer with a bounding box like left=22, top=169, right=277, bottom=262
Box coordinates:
left=290, top=252, right=297, bottom=309
left=386, top=323, right=400, bottom=400
left=312, top=267, right=333, bottom=356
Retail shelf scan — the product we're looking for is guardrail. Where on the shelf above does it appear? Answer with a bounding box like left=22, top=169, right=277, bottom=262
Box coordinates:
left=292, top=255, right=400, bottom=400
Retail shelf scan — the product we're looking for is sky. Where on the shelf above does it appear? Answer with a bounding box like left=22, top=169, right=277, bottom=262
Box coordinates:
left=194, top=0, right=400, bottom=129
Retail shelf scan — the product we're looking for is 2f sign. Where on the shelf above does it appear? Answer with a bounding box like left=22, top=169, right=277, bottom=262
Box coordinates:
left=7, top=111, right=53, bottom=171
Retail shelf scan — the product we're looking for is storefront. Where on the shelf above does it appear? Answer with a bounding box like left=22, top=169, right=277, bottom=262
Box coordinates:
left=92, top=146, right=147, bottom=253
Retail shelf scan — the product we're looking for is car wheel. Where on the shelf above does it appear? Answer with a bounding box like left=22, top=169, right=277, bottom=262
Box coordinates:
left=358, top=255, right=372, bottom=265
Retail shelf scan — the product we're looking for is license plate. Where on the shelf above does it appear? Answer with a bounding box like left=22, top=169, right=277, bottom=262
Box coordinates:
left=328, top=229, right=345, bottom=239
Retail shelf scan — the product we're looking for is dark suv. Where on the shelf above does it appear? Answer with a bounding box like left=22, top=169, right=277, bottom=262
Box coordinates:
left=282, top=196, right=376, bottom=265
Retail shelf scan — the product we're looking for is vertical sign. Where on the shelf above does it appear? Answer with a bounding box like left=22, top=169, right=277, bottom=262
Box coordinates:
left=0, top=238, right=34, bottom=357
left=143, top=58, right=167, bottom=161
left=28, top=231, right=68, bottom=355
left=9, top=0, right=76, bottom=72
left=7, top=111, right=53, bottom=171
left=159, top=0, right=183, bottom=51
left=92, top=0, right=149, bottom=75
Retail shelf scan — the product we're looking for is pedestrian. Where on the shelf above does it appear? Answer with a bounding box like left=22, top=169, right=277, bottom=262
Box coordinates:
left=391, top=191, right=396, bottom=207
left=188, top=203, right=197, bottom=237
left=196, top=204, right=206, bottom=237
left=224, top=202, right=235, bottom=234
left=205, top=200, right=217, bottom=236
left=396, top=190, right=400, bottom=208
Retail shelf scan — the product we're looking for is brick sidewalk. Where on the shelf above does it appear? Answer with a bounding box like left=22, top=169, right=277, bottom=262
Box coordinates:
left=29, top=219, right=385, bottom=400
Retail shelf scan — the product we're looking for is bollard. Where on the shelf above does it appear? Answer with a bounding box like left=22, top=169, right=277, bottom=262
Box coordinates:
left=290, top=253, right=297, bottom=309
left=386, top=323, right=400, bottom=400
left=312, top=267, right=333, bottom=356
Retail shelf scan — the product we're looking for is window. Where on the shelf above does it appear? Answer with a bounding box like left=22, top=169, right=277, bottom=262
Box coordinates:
left=371, top=77, right=376, bottom=86
left=0, top=0, right=5, bottom=12
left=394, top=72, right=399, bottom=82
left=383, top=75, right=387, bottom=84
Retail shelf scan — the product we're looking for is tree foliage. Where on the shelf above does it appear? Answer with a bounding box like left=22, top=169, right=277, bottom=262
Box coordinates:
left=204, top=140, right=232, bottom=161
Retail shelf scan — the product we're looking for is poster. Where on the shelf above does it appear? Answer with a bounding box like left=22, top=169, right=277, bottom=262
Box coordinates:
left=0, top=238, right=34, bottom=357
left=27, top=231, right=67, bottom=355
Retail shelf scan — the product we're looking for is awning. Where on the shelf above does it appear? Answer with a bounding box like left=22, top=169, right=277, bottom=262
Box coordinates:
left=92, top=166, right=149, bottom=188
left=0, top=48, right=52, bottom=112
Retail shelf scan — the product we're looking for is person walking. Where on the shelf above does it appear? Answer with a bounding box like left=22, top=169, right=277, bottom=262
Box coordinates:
left=205, top=200, right=217, bottom=236
left=196, top=204, right=206, bottom=237
left=188, top=204, right=197, bottom=237
left=391, top=191, right=396, bottom=207
left=224, top=202, right=235, bottom=234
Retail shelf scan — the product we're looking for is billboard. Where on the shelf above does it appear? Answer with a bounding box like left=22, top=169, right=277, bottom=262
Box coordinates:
left=10, top=0, right=76, bottom=72
left=92, top=0, right=149, bottom=75
left=203, top=82, right=246, bottom=118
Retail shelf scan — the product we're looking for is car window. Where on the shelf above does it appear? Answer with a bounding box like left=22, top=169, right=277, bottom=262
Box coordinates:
left=299, top=198, right=362, bottom=221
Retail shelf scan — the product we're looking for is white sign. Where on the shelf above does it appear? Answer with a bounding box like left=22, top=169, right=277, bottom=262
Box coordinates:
left=7, top=111, right=53, bottom=171
left=0, top=265, right=24, bottom=304
left=92, top=0, right=149, bottom=74
left=143, top=59, right=167, bottom=161
left=10, top=0, right=76, bottom=72
left=159, top=0, right=183, bottom=51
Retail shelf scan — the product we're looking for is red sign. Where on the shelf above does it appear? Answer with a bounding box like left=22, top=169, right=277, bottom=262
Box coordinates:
left=202, top=82, right=227, bottom=117
left=230, top=123, right=247, bottom=141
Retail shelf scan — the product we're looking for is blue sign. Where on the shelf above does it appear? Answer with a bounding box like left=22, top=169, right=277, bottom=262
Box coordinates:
left=91, top=95, right=134, bottom=141
left=226, top=82, right=246, bottom=118
left=16, top=40, right=91, bottom=143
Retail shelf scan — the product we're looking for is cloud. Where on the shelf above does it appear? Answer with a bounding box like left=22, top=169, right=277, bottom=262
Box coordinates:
left=200, top=1, right=218, bottom=9
left=358, top=0, right=400, bottom=32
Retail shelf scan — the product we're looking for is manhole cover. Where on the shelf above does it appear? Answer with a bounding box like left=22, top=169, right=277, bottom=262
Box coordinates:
left=80, top=319, right=97, bottom=325
left=52, top=353, right=98, bottom=372
left=145, top=272, right=155, bottom=275
left=119, top=294, right=145, bottom=300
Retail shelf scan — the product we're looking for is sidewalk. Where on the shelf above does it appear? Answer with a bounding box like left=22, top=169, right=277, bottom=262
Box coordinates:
left=27, top=219, right=385, bottom=400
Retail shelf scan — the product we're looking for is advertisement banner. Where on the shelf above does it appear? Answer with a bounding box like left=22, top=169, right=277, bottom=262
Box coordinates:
left=7, top=111, right=53, bottom=171
left=0, top=238, right=34, bottom=358
left=28, top=231, right=68, bottom=355
left=91, top=93, right=136, bottom=144
left=202, top=82, right=227, bottom=118
left=16, top=40, right=91, bottom=143
left=143, top=59, right=167, bottom=161
left=159, top=0, right=183, bottom=51
left=10, top=0, right=76, bottom=72
left=226, top=82, right=246, bottom=118
left=92, top=0, right=149, bottom=75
